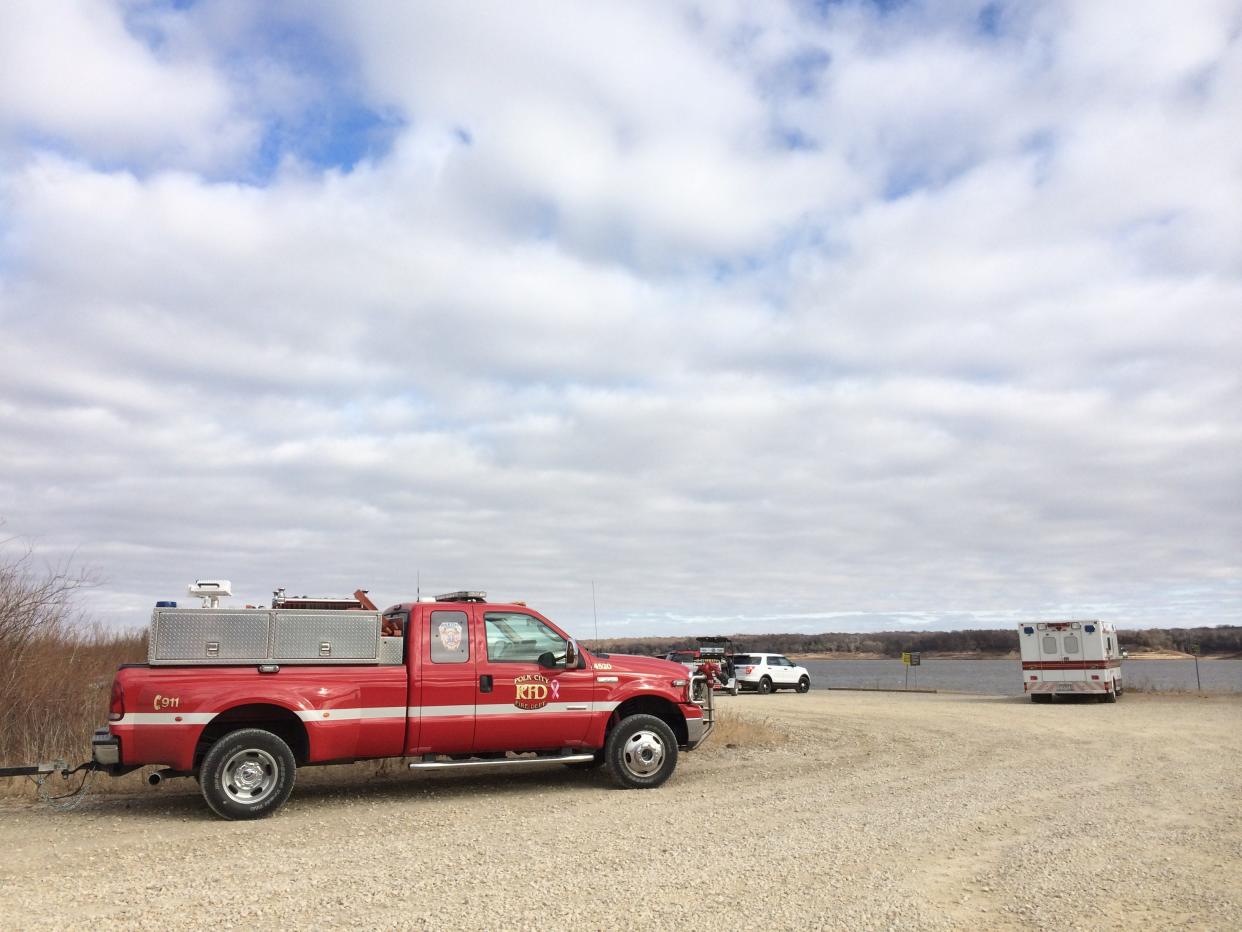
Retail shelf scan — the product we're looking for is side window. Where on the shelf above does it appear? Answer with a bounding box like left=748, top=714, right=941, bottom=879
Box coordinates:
left=429, top=610, right=469, bottom=664
left=1107, top=636, right=1113, bottom=652
left=1042, top=635, right=1058, bottom=655
left=485, top=612, right=566, bottom=663
left=1063, top=635, right=1080, bottom=654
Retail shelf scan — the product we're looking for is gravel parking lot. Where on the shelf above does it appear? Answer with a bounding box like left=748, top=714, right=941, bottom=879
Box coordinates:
left=2, top=690, right=1240, bottom=930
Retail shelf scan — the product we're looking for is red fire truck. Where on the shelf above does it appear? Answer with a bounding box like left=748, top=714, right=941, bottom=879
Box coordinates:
left=9, top=584, right=714, bottom=820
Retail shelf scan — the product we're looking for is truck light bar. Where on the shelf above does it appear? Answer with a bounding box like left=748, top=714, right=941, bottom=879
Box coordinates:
left=435, top=591, right=487, bottom=603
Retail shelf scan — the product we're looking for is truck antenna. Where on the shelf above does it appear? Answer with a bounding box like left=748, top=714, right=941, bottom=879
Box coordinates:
left=416, top=571, right=420, bottom=602
left=591, top=580, right=599, bottom=643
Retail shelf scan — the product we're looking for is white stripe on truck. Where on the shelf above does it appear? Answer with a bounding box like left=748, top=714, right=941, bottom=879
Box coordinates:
left=115, top=701, right=623, bottom=726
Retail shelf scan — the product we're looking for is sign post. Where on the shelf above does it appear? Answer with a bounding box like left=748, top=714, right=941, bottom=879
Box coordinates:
left=901, top=652, right=921, bottom=689
left=1190, top=643, right=1202, bottom=692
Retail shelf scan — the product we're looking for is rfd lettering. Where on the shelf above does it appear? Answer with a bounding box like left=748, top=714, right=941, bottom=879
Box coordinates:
left=513, top=674, right=550, bottom=709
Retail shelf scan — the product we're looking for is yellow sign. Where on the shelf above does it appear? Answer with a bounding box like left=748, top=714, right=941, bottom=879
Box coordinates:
left=901, top=652, right=911, bottom=666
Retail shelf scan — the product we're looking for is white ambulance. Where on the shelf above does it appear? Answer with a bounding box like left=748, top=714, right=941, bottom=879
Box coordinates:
left=1018, top=620, right=1123, bottom=703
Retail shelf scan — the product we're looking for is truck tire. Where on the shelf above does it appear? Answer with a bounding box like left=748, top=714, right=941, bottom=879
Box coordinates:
left=604, top=714, right=678, bottom=789
left=757, top=677, right=773, bottom=695
left=797, top=676, right=811, bottom=693
left=199, top=728, right=297, bottom=820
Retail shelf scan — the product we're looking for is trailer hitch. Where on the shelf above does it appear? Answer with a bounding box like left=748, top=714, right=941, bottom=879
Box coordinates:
left=0, top=760, right=77, bottom=779
left=0, top=760, right=103, bottom=810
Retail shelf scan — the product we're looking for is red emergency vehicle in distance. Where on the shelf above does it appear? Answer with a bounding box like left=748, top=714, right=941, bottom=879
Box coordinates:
left=91, top=586, right=714, bottom=820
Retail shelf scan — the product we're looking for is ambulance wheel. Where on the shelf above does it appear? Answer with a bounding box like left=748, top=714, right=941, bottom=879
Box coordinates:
left=757, top=677, right=773, bottom=695
left=1103, top=688, right=1118, bottom=703
left=797, top=676, right=811, bottom=693
left=199, top=728, right=297, bottom=820
left=605, top=714, right=678, bottom=789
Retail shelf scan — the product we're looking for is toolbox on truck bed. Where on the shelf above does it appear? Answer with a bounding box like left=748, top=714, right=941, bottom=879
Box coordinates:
left=148, top=607, right=397, bottom=666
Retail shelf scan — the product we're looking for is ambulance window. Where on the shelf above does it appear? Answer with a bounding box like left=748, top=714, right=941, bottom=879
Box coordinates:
left=1042, top=636, right=1058, bottom=655
left=1063, top=635, right=1080, bottom=654
left=1107, top=637, right=1112, bottom=652
left=485, top=612, right=566, bottom=663
left=429, top=611, right=469, bottom=664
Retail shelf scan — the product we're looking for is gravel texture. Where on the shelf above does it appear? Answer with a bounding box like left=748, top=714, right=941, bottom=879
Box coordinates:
left=1, top=691, right=1239, bottom=930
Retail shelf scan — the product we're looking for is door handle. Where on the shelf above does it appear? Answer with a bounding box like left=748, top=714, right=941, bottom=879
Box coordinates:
left=479, top=674, right=493, bottom=693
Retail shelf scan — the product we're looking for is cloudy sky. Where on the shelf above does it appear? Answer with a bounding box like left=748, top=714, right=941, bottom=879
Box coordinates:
left=1, top=1, right=1239, bottom=637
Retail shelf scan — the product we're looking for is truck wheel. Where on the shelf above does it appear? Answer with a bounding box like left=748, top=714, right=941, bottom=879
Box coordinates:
left=199, top=728, right=297, bottom=820
left=605, top=714, right=678, bottom=789
left=797, top=676, right=811, bottom=693
left=757, top=677, right=773, bottom=695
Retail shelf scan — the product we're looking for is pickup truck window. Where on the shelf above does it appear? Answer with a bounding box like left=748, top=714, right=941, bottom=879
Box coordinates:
left=485, top=612, right=565, bottom=663
left=430, top=610, right=470, bottom=664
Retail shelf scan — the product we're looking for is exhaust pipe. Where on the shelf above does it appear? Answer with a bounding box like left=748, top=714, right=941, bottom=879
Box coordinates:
left=148, top=769, right=170, bottom=786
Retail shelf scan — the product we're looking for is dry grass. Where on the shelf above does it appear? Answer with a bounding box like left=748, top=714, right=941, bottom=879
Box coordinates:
left=0, top=626, right=146, bottom=765
left=0, top=536, right=147, bottom=774
left=710, top=707, right=788, bottom=748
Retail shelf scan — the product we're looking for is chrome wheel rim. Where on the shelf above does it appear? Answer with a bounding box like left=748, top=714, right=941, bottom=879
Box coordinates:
left=621, top=730, right=666, bottom=777
left=221, top=748, right=279, bottom=805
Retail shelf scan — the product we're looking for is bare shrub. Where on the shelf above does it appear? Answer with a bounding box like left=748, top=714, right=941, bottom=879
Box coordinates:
left=0, top=534, right=145, bottom=766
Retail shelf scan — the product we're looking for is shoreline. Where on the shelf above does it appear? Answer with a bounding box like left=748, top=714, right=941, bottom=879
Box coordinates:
left=790, top=651, right=1240, bottom=661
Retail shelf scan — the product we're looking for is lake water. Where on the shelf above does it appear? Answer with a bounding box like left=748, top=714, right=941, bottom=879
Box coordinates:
left=795, top=658, right=1242, bottom=695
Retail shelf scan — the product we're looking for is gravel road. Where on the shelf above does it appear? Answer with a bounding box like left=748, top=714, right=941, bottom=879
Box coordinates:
left=2, top=691, right=1239, bottom=930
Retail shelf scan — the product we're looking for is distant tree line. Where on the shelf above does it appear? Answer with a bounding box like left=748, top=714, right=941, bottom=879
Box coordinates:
left=584, top=625, right=1242, bottom=658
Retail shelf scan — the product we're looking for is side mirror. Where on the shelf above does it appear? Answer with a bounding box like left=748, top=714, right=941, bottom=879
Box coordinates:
left=564, top=639, right=579, bottom=669
left=537, top=651, right=557, bottom=669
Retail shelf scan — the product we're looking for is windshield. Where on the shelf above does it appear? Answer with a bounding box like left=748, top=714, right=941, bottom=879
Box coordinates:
left=668, top=651, right=697, bottom=662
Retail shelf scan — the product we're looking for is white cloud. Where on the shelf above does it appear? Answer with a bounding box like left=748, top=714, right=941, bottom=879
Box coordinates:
left=0, top=0, right=255, bottom=170
left=0, top=1, right=1239, bottom=636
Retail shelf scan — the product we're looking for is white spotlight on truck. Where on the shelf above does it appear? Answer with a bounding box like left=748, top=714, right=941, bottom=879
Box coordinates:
left=188, top=579, right=232, bottom=608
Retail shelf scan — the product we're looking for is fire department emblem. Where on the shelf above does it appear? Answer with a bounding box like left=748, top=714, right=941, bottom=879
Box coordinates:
left=437, top=620, right=463, bottom=652
left=513, top=673, right=550, bottom=710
